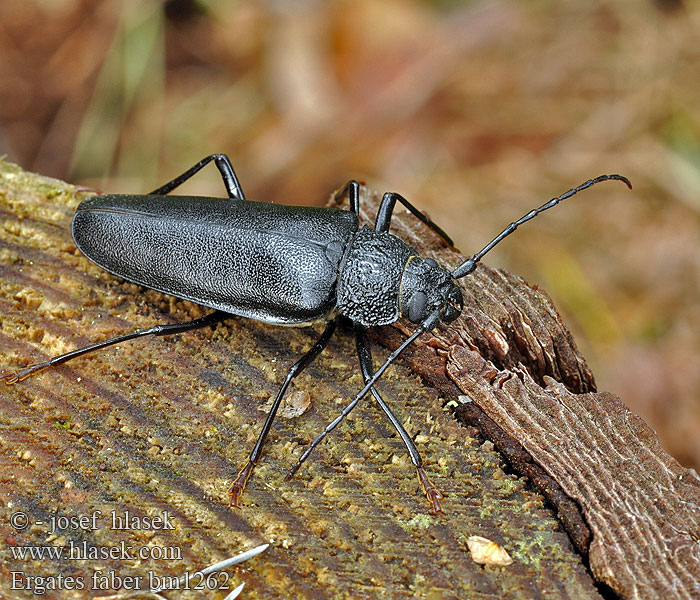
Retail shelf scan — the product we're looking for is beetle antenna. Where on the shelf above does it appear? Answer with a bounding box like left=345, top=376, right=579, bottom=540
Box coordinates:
left=451, top=174, right=632, bottom=279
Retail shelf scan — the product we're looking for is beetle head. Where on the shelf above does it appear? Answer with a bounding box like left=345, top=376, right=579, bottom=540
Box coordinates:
left=400, top=256, right=463, bottom=327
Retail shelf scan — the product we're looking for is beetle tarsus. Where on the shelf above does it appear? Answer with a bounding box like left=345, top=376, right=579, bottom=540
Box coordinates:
left=228, top=462, right=255, bottom=508
left=3, top=363, right=50, bottom=385
left=2, top=372, right=18, bottom=385
left=417, top=467, right=443, bottom=512
left=283, top=462, right=301, bottom=482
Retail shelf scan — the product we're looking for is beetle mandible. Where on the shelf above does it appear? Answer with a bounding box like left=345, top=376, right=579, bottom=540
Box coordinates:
left=3, top=154, right=631, bottom=511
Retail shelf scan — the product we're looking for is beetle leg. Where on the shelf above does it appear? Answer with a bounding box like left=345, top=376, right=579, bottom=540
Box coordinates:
left=333, top=180, right=360, bottom=214
left=284, top=389, right=363, bottom=482
left=286, top=324, right=429, bottom=481
left=354, top=323, right=443, bottom=512
left=285, top=323, right=442, bottom=513
left=2, top=311, right=229, bottom=385
left=148, top=154, right=246, bottom=201
left=228, top=318, right=338, bottom=507
left=334, top=181, right=453, bottom=251
left=375, top=192, right=454, bottom=248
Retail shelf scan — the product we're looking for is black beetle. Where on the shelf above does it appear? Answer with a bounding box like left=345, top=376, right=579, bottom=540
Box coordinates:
left=3, top=154, right=631, bottom=511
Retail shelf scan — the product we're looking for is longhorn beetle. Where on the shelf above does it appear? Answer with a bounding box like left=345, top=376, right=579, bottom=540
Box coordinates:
left=3, top=154, right=631, bottom=511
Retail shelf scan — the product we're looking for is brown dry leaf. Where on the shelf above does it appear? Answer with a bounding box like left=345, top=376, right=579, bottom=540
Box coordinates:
left=466, top=535, right=513, bottom=566
left=257, top=389, right=312, bottom=418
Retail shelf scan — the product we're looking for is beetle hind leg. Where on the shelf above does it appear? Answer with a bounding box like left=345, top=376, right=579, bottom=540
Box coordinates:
left=149, top=154, right=246, bottom=201
left=3, top=311, right=229, bottom=385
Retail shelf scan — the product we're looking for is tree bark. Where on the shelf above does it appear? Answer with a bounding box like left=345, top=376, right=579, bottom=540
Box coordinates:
left=1, top=160, right=697, bottom=599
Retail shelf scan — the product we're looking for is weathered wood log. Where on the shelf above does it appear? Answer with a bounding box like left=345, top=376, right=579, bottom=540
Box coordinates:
left=1, top=160, right=697, bottom=599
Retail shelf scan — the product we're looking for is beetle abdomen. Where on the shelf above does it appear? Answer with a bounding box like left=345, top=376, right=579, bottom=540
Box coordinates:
left=72, top=195, right=359, bottom=324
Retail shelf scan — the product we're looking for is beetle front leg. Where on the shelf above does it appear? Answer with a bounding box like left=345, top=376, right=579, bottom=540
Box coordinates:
left=228, top=318, right=338, bottom=507
left=286, top=323, right=431, bottom=482
left=333, top=179, right=453, bottom=256
left=375, top=191, right=454, bottom=248
left=354, top=323, right=443, bottom=512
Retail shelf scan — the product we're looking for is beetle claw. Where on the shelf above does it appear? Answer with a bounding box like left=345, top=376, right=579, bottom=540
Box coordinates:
left=228, top=486, right=242, bottom=508
left=427, top=488, right=444, bottom=513
left=417, top=467, right=443, bottom=513
left=284, top=460, right=302, bottom=482
left=228, top=462, right=255, bottom=508
left=2, top=373, right=18, bottom=385
left=3, top=363, right=48, bottom=385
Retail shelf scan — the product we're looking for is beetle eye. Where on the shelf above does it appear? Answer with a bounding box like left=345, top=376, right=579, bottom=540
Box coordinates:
left=408, top=291, right=428, bottom=323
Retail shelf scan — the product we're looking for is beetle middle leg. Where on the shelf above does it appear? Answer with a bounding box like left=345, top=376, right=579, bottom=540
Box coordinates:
left=228, top=317, right=339, bottom=507
left=3, top=311, right=230, bottom=384
left=286, top=324, right=430, bottom=477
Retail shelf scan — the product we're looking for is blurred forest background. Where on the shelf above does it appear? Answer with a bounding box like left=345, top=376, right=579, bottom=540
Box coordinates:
left=1, top=0, right=698, bottom=469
